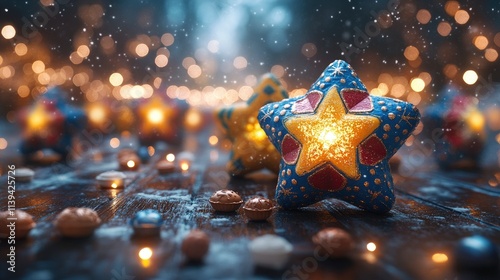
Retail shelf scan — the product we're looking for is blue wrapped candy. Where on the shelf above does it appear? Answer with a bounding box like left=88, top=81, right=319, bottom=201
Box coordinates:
left=130, top=209, right=163, bottom=237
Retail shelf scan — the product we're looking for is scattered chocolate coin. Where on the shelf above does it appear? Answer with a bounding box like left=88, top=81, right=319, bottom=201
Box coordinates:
left=54, top=207, right=101, bottom=238
left=312, top=228, right=354, bottom=258
left=15, top=168, right=35, bottom=182
left=96, top=170, right=126, bottom=188
left=209, top=190, right=243, bottom=212
left=0, top=210, right=36, bottom=239
left=156, top=159, right=176, bottom=174
left=243, top=197, right=274, bottom=221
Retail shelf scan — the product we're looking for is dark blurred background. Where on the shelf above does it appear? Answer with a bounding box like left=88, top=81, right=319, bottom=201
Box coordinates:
left=0, top=0, right=499, bottom=155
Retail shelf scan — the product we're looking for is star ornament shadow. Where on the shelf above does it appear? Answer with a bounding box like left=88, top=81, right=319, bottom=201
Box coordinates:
left=258, top=60, right=421, bottom=213
left=216, top=74, right=288, bottom=176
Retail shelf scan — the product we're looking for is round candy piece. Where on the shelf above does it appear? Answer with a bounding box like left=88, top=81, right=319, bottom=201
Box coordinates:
left=156, top=160, right=176, bottom=174
left=454, top=235, right=499, bottom=270
left=249, top=234, right=293, bottom=270
left=243, top=197, right=274, bottom=221
left=181, top=229, right=210, bottom=261
left=54, top=207, right=101, bottom=238
left=15, top=168, right=35, bottom=182
left=130, top=209, right=163, bottom=237
left=96, top=170, right=126, bottom=188
left=312, top=228, right=354, bottom=258
left=209, top=190, right=243, bottom=212
left=0, top=210, right=36, bottom=239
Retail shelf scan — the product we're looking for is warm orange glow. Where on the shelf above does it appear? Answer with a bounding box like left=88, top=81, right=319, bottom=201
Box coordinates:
left=404, top=46, right=419, bottom=61
left=432, top=253, right=448, bottom=263
left=443, top=64, right=458, bottom=78
left=437, top=21, right=452, bottom=37
left=0, top=138, right=7, bottom=150
left=110, top=138, right=120, bottom=148
left=111, top=182, right=118, bottom=189
left=135, top=43, right=149, bottom=57
left=209, top=135, right=219, bottom=146
left=366, top=242, right=377, bottom=252
left=88, top=105, right=106, bottom=124
left=1, top=25, right=16, bottom=39
left=27, top=104, right=50, bottom=131
left=17, top=85, right=30, bottom=98
left=416, top=9, right=431, bottom=24
left=166, top=153, right=175, bottom=162
left=271, top=65, right=285, bottom=78
left=187, top=65, right=202, bottom=78
left=147, top=108, right=164, bottom=124
left=467, top=111, right=485, bottom=133
left=485, top=48, right=498, bottom=62
left=473, top=36, right=489, bottom=50
left=463, top=70, right=478, bottom=85
left=454, top=10, right=470, bottom=24
left=155, top=54, right=169, bottom=67
left=233, top=56, right=248, bottom=69
left=77, top=45, right=90, bottom=57
left=161, top=33, right=174, bottom=46
left=180, top=162, right=189, bottom=171
left=410, top=78, right=425, bottom=92
left=32, top=60, right=46, bottom=74
left=139, top=247, right=153, bottom=260
left=445, top=1, right=460, bottom=16
left=127, top=160, right=135, bottom=168
left=109, top=72, right=123, bottom=86
left=14, top=43, right=28, bottom=56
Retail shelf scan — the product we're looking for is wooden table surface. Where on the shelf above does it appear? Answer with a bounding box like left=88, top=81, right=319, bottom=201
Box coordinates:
left=0, top=126, right=499, bottom=280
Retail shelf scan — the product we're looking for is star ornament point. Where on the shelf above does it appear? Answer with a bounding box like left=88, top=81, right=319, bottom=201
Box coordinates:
left=258, top=60, right=421, bottom=213
left=216, top=74, right=288, bottom=176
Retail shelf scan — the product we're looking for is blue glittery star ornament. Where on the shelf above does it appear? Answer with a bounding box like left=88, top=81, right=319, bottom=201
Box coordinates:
left=258, top=60, right=421, bottom=213
left=19, top=87, right=87, bottom=159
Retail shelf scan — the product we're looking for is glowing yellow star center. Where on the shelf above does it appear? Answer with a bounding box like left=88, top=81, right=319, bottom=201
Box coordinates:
left=147, top=108, right=164, bottom=124
left=285, top=88, right=380, bottom=179
left=28, top=104, right=51, bottom=132
left=245, top=117, right=268, bottom=148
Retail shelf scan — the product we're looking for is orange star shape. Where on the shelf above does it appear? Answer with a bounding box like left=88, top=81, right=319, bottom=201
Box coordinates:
left=216, top=74, right=288, bottom=176
left=285, top=87, right=380, bottom=179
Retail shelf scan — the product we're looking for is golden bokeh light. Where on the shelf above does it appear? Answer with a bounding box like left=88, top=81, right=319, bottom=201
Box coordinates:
left=454, top=10, right=470, bottom=24
left=416, top=9, right=431, bottom=24
left=432, top=253, right=448, bottom=263
left=473, top=36, right=488, bottom=50
left=155, top=54, right=169, bottom=67
left=445, top=1, right=460, bottom=16
left=443, top=64, right=458, bottom=79
left=404, top=46, right=419, bottom=61
left=17, top=85, right=30, bottom=98
left=366, top=242, right=377, bottom=252
left=271, top=65, right=285, bottom=78
left=485, top=48, right=498, bottom=62
left=138, top=247, right=153, bottom=260
left=109, top=72, right=124, bottom=86
left=410, top=78, right=425, bottom=92
left=166, top=153, right=175, bottom=162
left=187, top=64, right=202, bottom=79
left=495, top=33, right=500, bottom=47
left=77, top=45, right=90, bottom=57
left=135, top=43, right=149, bottom=57
left=147, top=108, right=164, bottom=124
left=437, top=21, right=452, bottom=37
left=110, top=138, right=120, bottom=148
left=32, top=60, right=46, bottom=74
left=0, top=138, right=7, bottom=150
left=14, top=43, right=28, bottom=56
left=127, top=160, right=135, bottom=168
left=391, top=84, right=406, bottom=98
left=209, top=135, right=219, bottom=146
left=1, top=25, right=16, bottom=39
left=463, top=70, right=478, bottom=85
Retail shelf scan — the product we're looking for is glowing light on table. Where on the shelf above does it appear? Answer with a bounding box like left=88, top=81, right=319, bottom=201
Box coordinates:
left=180, top=162, right=190, bottom=171
left=431, top=253, right=448, bottom=263
left=127, top=160, right=135, bottom=168
left=111, top=183, right=118, bottom=189
left=88, top=104, right=107, bottom=124
left=139, top=247, right=153, bottom=260
left=366, top=242, right=377, bottom=252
